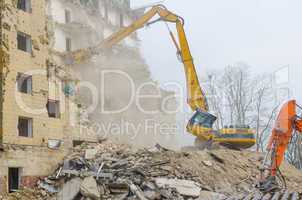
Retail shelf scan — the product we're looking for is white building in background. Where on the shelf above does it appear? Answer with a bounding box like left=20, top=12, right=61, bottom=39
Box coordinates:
left=47, top=0, right=139, bottom=53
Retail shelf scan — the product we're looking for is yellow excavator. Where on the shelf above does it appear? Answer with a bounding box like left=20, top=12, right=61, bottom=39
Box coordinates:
left=68, top=5, right=256, bottom=149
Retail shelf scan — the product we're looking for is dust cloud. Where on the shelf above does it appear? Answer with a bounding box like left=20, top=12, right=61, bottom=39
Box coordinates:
left=73, top=46, right=181, bottom=149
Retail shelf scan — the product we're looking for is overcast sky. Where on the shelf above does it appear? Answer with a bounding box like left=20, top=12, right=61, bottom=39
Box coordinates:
left=131, top=0, right=302, bottom=103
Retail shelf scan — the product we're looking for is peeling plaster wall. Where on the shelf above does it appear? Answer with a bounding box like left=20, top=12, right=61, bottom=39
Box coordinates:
left=0, top=0, right=7, bottom=144
left=0, top=0, right=68, bottom=146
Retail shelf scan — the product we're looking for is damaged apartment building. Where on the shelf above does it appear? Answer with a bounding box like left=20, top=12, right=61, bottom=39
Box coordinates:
left=47, top=0, right=178, bottom=148
left=0, top=0, right=177, bottom=193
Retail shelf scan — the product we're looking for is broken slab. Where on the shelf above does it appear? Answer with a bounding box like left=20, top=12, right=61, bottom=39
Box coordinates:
left=129, top=183, right=148, bottom=200
left=155, top=178, right=201, bottom=198
left=111, top=159, right=128, bottom=169
left=198, top=191, right=227, bottom=200
left=108, top=183, right=129, bottom=194
left=38, top=181, right=58, bottom=193
left=143, top=190, right=161, bottom=200
left=57, top=178, right=82, bottom=200
left=80, top=176, right=101, bottom=199
left=96, top=172, right=114, bottom=180
left=61, top=169, right=80, bottom=176
left=202, top=160, right=213, bottom=167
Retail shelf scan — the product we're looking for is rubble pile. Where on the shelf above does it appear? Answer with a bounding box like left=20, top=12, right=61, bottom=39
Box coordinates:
left=1, top=140, right=302, bottom=200
left=37, top=141, right=205, bottom=200
left=0, top=189, right=44, bottom=200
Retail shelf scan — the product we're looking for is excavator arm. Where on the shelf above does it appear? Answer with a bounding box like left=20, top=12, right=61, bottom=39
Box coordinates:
left=70, top=5, right=208, bottom=112
left=68, top=4, right=254, bottom=148
left=259, top=100, right=302, bottom=192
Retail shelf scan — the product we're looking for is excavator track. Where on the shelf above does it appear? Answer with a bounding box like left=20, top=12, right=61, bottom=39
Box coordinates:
left=227, top=191, right=302, bottom=200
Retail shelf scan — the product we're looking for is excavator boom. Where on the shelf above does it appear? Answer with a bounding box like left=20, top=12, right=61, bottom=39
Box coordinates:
left=68, top=4, right=255, bottom=149
left=267, top=100, right=296, bottom=175
left=259, top=100, right=302, bottom=192
left=70, top=5, right=208, bottom=112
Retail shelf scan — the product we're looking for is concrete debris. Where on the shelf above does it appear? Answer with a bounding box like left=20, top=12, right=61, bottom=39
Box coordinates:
left=108, top=183, right=129, bottom=194
left=80, top=176, right=101, bottom=199
left=1, top=140, right=302, bottom=200
left=143, top=190, right=161, bottom=200
left=129, top=183, right=148, bottom=200
left=155, top=178, right=201, bottom=197
left=202, top=160, right=213, bottom=167
left=37, top=181, right=58, bottom=194
left=198, top=191, right=226, bottom=200
left=57, top=178, right=82, bottom=200
left=84, top=148, right=98, bottom=160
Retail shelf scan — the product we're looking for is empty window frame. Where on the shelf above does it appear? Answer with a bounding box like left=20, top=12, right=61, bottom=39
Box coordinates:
left=120, top=14, right=124, bottom=27
left=17, top=73, right=32, bottom=94
left=65, top=9, right=71, bottom=23
left=47, top=100, right=60, bottom=118
left=17, top=32, right=32, bottom=53
left=8, top=168, right=22, bottom=193
left=73, top=140, right=84, bottom=147
left=65, top=37, right=71, bottom=52
left=104, top=1, right=108, bottom=21
left=125, top=0, right=130, bottom=9
left=18, top=117, right=33, bottom=137
left=17, top=0, right=31, bottom=12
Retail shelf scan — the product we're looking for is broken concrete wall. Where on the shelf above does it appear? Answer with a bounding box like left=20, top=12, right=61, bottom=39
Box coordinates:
left=46, top=0, right=103, bottom=144
left=47, top=0, right=105, bottom=52
left=47, top=0, right=138, bottom=53
left=0, top=144, right=65, bottom=193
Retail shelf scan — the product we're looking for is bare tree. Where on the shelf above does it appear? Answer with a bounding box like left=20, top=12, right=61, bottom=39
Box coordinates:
left=205, top=63, right=278, bottom=152
left=256, top=105, right=279, bottom=152
left=206, top=63, right=302, bottom=167
left=222, top=64, right=255, bottom=126
left=286, top=132, right=302, bottom=170
left=206, top=73, right=225, bottom=129
left=251, top=74, right=281, bottom=152
left=286, top=105, right=302, bottom=170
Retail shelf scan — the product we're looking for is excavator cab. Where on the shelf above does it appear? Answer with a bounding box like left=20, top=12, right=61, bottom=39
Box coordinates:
left=189, top=109, right=217, bottom=128
left=187, top=109, right=217, bottom=141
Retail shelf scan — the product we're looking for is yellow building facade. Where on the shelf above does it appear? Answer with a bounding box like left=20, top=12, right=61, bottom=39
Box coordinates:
left=0, top=0, right=69, bottom=193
